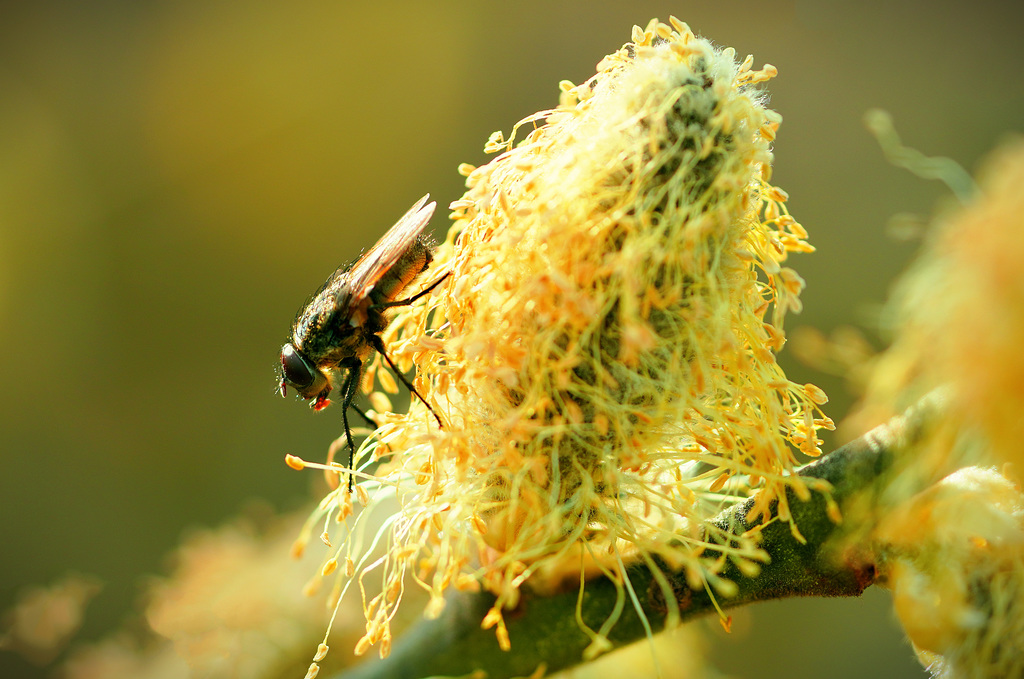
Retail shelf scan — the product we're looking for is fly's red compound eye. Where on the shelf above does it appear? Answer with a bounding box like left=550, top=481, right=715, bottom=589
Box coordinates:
left=280, top=344, right=316, bottom=389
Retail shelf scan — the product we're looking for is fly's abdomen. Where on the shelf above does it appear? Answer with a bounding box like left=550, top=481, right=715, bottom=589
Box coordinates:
left=369, top=236, right=434, bottom=305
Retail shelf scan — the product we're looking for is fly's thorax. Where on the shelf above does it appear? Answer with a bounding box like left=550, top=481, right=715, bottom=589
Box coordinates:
left=294, top=313, right=374, bottom=368
left=291, top=275, right=354, bottom=357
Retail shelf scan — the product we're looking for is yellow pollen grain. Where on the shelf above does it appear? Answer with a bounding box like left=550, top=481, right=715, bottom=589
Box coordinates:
left=387, top=577, right=403, bottom=602
left=482, top=607, right=503, bottom=630
left=496, top=622, right=511, bottom=651
left=710, top=473, right=731, bottom=493
left=826, top=499, right=843, bottom=524
left=803, top=383, right=829, bottom=405
left=378, top=367, right=399, bottom=394
left=415, top=461, right=432, bottom=485
left=369, top=391, right=392, bottom=415
left=456, top=574, right=481, bottom=591
left=367, top=619, right=385, bottom=644
left=736, top=558, right=762, bottom=577
left=394, top=544, right=418, bottom=561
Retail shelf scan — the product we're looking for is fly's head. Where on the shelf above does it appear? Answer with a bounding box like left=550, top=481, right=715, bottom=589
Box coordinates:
left=279, top=343, right=332, bottom=411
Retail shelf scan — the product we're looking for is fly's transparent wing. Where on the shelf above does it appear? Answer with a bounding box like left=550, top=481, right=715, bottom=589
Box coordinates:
left=345, top=194, right=436, bottom=302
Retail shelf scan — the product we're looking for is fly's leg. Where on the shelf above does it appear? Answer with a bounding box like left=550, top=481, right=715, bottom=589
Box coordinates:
left=368, top=272, right=449, bottom=429
left=350, top=404, right=377, bottom=428
left=338, top=357, right=363, bottom=491
left=374, top=272, right=450, bottom=309
left=369, top=334, right=444, bottom=429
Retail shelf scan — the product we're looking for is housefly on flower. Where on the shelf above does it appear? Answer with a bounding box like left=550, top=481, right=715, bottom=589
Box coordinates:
left=278, top=194, right=447, bottom=489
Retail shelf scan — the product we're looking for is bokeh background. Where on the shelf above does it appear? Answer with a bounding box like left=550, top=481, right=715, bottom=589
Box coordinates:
left=2, top=1, right=1021, bottom=677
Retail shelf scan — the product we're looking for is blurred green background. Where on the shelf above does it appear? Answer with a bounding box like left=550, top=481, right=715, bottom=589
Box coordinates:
left=1, top=1, right=1021, bottom=677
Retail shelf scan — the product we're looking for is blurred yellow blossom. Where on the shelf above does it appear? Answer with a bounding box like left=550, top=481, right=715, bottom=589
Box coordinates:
left=854, top=139, right=1024, bottom=472
left=875, top=467, right=1024, bottom=678
left=61, top=511, right=368, bottom=679
left=0, top=575, right=101, bottom=665
left=851, top=136, right=1024, bottom=677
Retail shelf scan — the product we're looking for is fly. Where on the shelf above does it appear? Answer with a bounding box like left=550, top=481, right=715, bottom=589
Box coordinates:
left=278, top=194, right=447, bottom=489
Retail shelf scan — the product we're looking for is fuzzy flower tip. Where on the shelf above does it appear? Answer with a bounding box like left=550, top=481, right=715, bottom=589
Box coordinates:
left=876, top=467, right=1024, bottom=678
left=298, top=18, right=828, bottom=657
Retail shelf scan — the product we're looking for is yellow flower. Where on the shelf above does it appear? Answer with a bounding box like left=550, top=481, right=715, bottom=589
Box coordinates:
left=303, top=18, right=828, bottom=656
